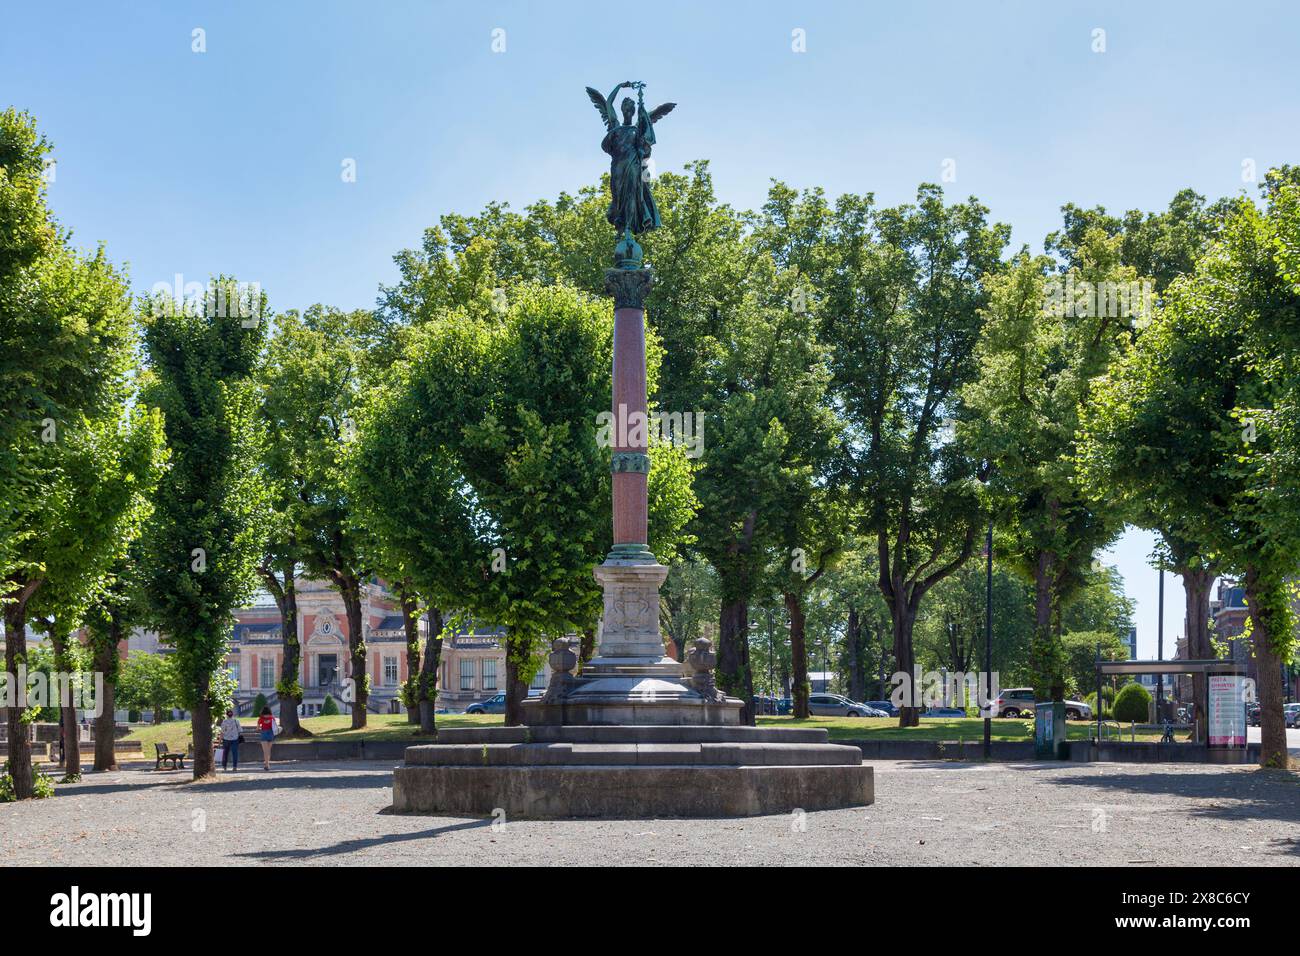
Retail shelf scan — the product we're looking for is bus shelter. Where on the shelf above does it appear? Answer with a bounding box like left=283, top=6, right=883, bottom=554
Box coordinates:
left=1094, top=657, right=1249, bottom=751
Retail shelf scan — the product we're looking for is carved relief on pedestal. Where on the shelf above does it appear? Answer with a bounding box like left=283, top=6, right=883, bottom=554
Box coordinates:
left=592, top=563, right=669, bottom=657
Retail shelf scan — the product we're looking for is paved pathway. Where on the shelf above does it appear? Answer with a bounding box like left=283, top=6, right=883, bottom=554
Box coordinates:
left=2, top=759, right=1296, bottom=866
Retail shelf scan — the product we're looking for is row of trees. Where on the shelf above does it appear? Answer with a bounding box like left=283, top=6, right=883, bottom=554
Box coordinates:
left=3, top=104, right=1297, bottom=804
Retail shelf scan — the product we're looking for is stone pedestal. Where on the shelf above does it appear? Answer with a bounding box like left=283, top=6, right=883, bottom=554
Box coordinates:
left=393, top=725, right=874, bottom=818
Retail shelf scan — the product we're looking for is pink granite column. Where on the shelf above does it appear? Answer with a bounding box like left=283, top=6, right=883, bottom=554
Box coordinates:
left=612, top=304, right=648, bottom=547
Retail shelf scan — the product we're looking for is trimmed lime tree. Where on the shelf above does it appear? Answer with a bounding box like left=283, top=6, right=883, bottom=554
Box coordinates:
left=963, top=233, right=1140, bottom=735
left=260, top=306, right=382, bottom=729
left=1081, top=176, right=1300, bottom=767
left=1, top=109, right=150, bottom=797
left=139, top=279, right=268, bottom=778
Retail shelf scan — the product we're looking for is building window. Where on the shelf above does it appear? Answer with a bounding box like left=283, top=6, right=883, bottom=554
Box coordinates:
left=259, top=658, right=274, bottom=690
left=460, top=659, right=475, bottom=691
left=229, top=661, right=240, bottom=688
left=530, top=667, right=547, bottom=690
left=482, top=659, right=498, bottom=691
left=383, top=656, right=399, bottom=686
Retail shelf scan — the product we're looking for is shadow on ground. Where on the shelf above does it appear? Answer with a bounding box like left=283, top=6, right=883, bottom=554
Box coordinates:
left=1048, top=768, right=1300, bottom=855
left=51, top=764, right=395, bottom=798
left=231, top=818, right=492, bottom=861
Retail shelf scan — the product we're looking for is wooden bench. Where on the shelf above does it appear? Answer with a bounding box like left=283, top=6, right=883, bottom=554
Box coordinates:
left=154, top=742, right=186, bottom=771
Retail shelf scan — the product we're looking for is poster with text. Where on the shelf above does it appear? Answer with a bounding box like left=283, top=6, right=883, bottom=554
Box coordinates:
left=1208, top=674, right=1246, bottom=747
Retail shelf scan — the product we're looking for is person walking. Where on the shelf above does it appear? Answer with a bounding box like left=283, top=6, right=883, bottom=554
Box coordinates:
left=219, top=709, right=242, bottom=771
left=256, top=705, right=277, bottom=770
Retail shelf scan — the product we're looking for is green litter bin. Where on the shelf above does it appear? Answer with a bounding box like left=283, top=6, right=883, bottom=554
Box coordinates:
left=1034, top=700, right=1067, bottom=759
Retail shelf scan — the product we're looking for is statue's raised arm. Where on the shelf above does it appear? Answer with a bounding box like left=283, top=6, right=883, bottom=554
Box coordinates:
left=585, top=81, right=633, bottom=132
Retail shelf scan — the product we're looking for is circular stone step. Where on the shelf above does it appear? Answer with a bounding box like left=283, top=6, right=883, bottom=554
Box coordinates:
left=390, top=725, right=873, bottom=818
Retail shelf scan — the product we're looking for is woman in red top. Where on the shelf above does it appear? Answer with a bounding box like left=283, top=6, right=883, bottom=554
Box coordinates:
left=257, top=706, right=276, bottom=770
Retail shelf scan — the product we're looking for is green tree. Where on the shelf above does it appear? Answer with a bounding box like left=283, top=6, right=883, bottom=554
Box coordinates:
left=963, top=233, right=1138, bottom=731
left=794, top=184, right=1008, bottom=726
left=464, top=285, right=694, bottom=724
left=27, top=404, right=165, bottom=777
left=1045, top=188, right=1233, bottom=296
left=1052, top=191, right=1228, bottom=738
left=261, top=305, right=383, bottom=729
left=139, top=279, right=268, bottom=778
left=1, top=109, right=146, bottom=797
left=1061, top=630, right=1129, bottom=701
left=348, top=316, right=487, bottom=734
left=688, top=285, right=836, bottom=724
left=1082, top=180, right=1300, bottom=766
left=84, top=553, right=151, bottom=768
left=913, top=557, right=1037, bottom=693
left=366, top=283, right=695, bottom=725
left=116, top=651, right=181, bottom=724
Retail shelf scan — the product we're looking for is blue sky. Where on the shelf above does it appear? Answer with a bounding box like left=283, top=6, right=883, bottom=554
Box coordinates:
left=5, top=0, right=1299, bottom=655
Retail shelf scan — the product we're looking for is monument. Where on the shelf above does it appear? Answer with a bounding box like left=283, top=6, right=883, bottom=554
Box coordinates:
left=392, top=83, right=873, bottom=817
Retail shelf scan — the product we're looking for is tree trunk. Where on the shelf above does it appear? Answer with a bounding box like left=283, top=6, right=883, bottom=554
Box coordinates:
left=92, top=618, right=122, bottom=771
left=503, top=636, right=528, bottom=727
left=785, top=592, right=810, bottom=719
left=877, top=618, right=890, bottom=698
left=418, top=609, right=444, bottom=735
left=1030, top=548, right=1065, bottom=708
left=277, top=571, right=304, bottom=737
left=892, top=606, right=920, bottom=727
left=846, top=605, right=866, bottom=704
left=190, top=670, right=215, bottom=779
left=50, top=629, right=81, bottom=778
left=3, top=597, right=35, bottom=799
left=718, top=599, right=754, bottom=725
left=579, top=627, right=596, bottom=666
left=339, top=576, right=367, bottom=729
left=1177, top=563, right=1215, bottom=743
left=1244, top=566, right=1289, bottom=768
left=399, top=587, right=421, bottom=725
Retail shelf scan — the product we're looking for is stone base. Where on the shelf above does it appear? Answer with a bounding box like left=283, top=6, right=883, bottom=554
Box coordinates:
left=522, top=670, right=744, bottom=726
left=390, top=725, right=873, bottom=818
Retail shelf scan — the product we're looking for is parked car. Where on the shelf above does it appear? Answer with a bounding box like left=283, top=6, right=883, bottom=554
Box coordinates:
left=808, top=693, right=878, bottom=717
left=992, top=687, right=1091, bottom=720
left=1284, top=703, right=1300, bottom=728
left=922, top=706, right=968, bottom=718
left=465, top=693, right=506, bottom=715
left=865, top=700, right=899, bottom=717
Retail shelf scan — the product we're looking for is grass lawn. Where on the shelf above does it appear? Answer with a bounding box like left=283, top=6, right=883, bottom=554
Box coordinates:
left=125, top=712, right=1160, bottom=749
left=755, top=715, right=1162, bottom=742
left=123, top=713, right=499, bottom=750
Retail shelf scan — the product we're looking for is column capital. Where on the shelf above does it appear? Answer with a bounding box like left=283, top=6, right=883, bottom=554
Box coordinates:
left=604, top=267, right=654, bottom=310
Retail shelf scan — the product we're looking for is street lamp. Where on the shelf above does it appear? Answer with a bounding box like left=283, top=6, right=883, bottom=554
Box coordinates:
left=1157, top=559, right=1165, bottom=722
left=984, top=516, right=993, bottom=758
left=978, top=458, right=994, bottom=760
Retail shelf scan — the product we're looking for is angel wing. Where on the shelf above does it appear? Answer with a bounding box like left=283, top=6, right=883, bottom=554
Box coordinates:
left=585, top=86, right=617, bottom=132
left=647, top=102, right=676, bottom=124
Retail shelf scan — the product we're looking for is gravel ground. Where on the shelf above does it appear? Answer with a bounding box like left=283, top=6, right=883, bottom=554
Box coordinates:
left=2, top=759, right=1296, bottom=866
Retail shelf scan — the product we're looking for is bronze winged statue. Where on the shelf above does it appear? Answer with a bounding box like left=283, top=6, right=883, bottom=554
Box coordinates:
left=585, top=81, right=675, bottom=266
